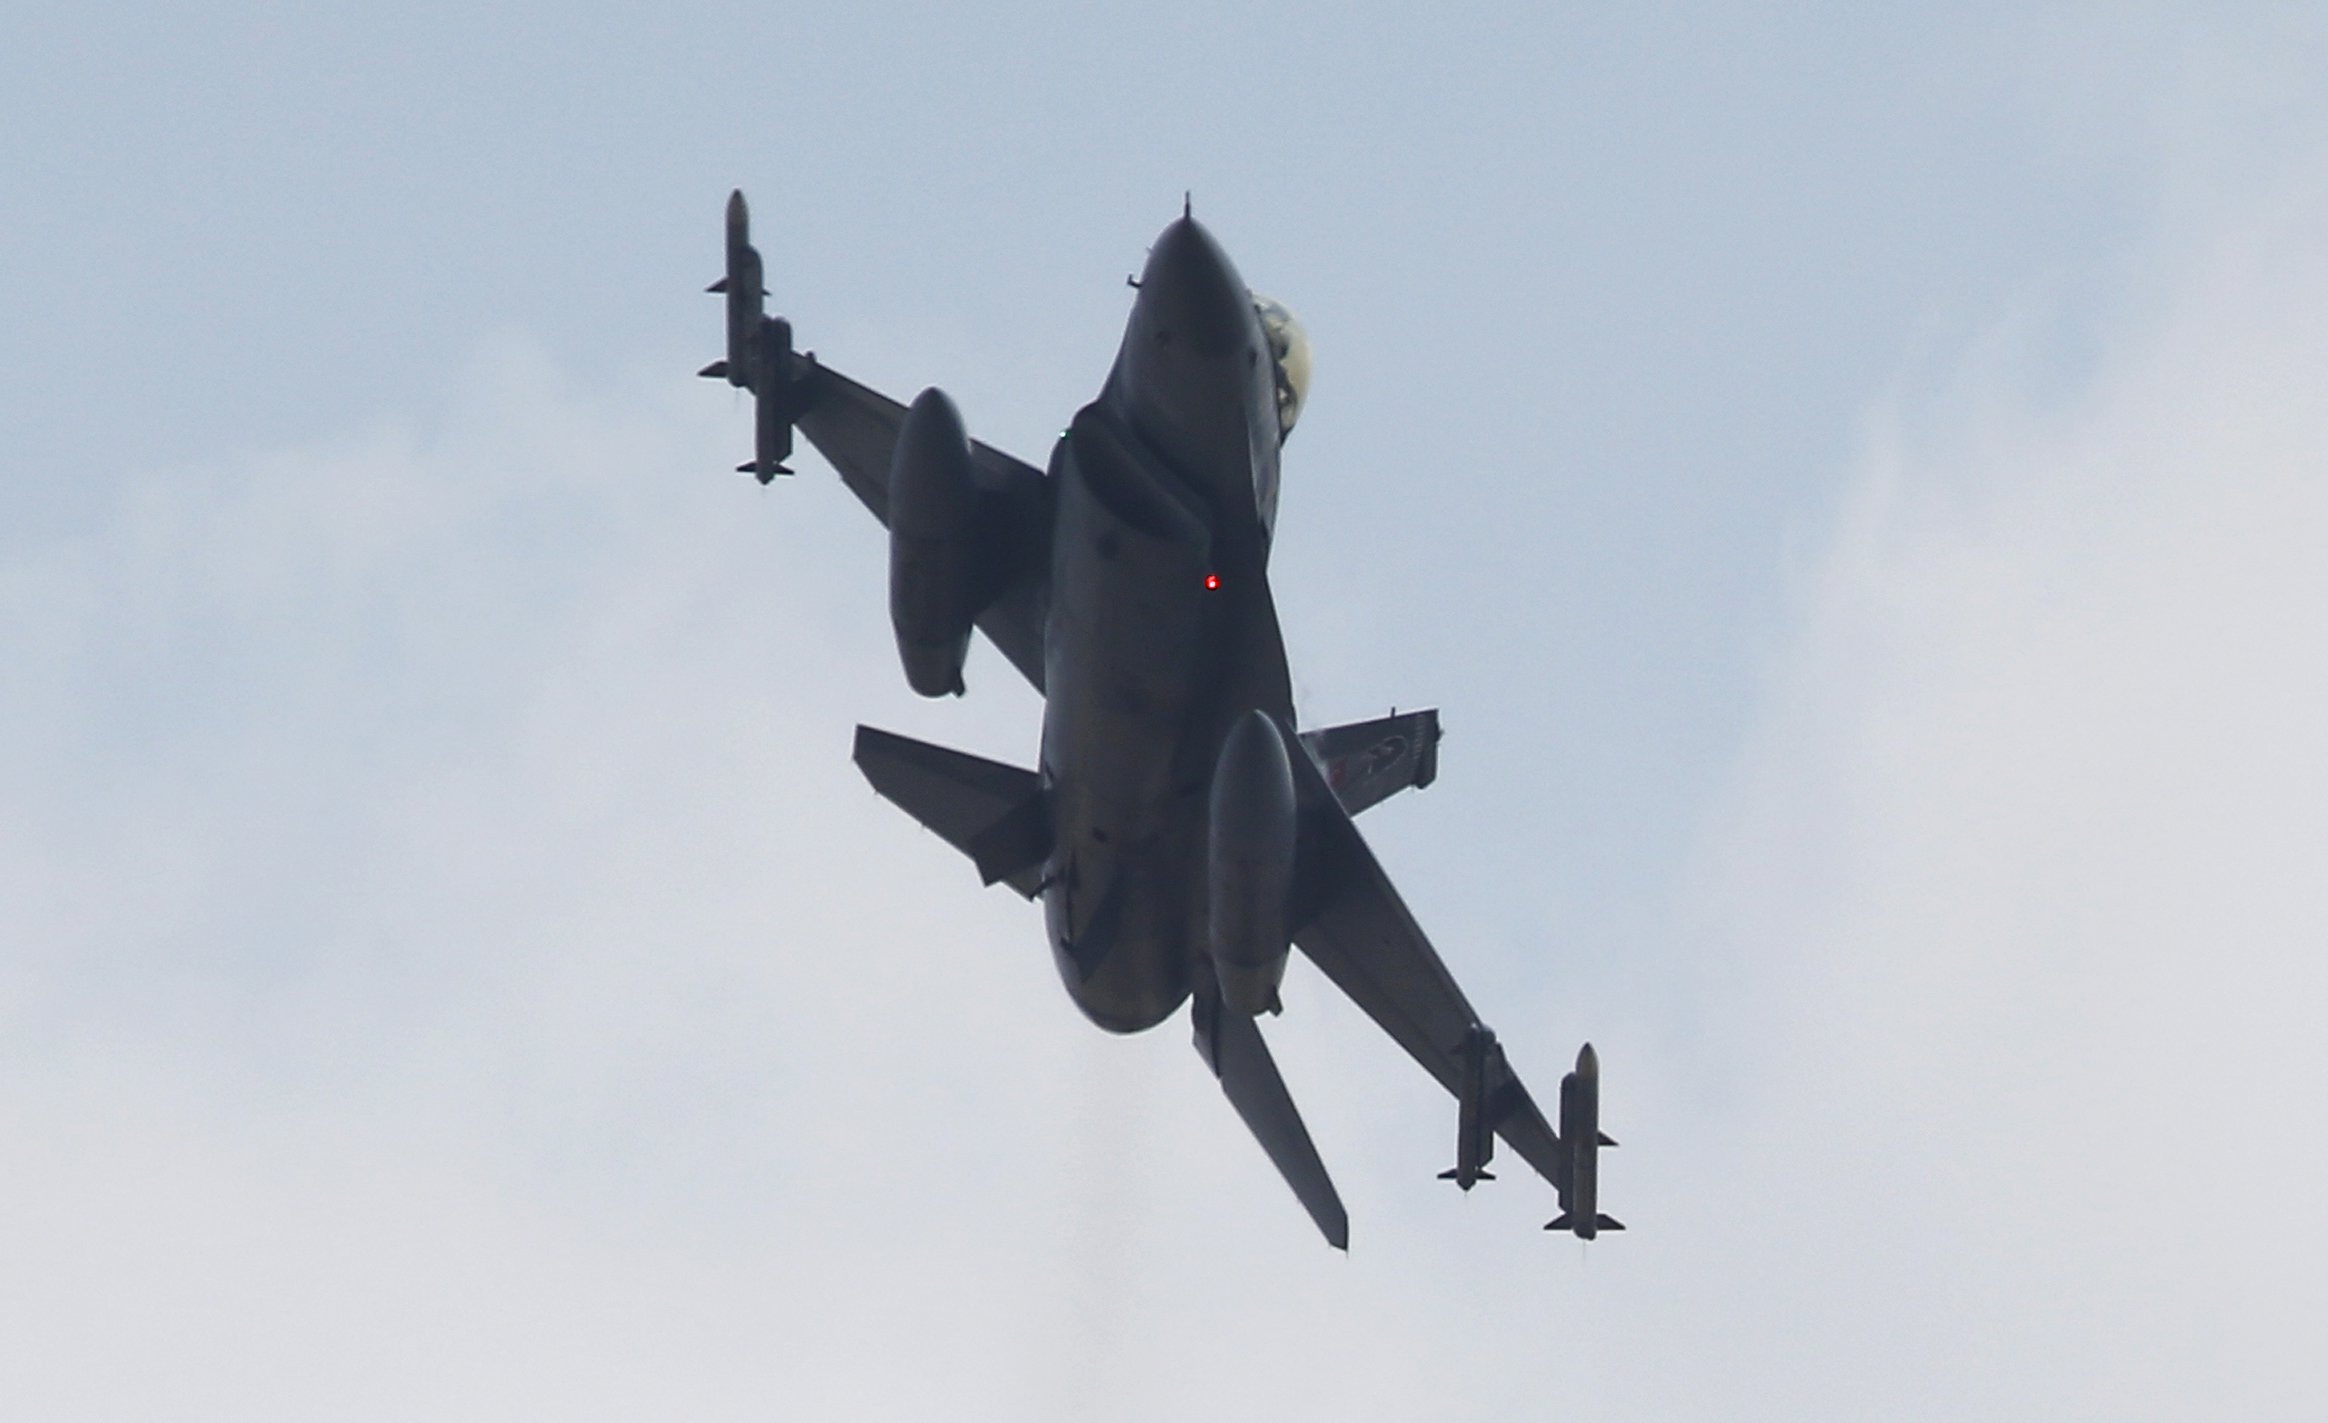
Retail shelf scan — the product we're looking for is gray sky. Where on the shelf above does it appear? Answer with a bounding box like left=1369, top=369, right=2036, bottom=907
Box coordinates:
left=5, top=3, right=2326, bottom=1417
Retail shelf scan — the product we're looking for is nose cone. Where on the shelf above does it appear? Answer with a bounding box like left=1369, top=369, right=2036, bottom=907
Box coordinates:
left=1133, top=216, right=1254, bottom=358
left=1577, top=1042, right=1599, bottom=1077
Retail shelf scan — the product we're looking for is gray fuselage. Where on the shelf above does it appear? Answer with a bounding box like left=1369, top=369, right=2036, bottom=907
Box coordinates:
left=1038, top=218, right=1292, bottom=1032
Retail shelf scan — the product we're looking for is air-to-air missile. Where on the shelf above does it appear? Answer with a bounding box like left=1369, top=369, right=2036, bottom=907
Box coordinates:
left=1438, top=1024, right=1503, bottom=1190
left=1547, top=1042, right=1624, bottom=1239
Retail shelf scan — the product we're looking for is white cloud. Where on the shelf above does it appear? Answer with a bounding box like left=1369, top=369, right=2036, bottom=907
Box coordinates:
left=1653, top=151, right=2328, bottom=1418
left=0, top=339, right=1580, bottom=1420
left=7, top=50, right=2328, bottom=1417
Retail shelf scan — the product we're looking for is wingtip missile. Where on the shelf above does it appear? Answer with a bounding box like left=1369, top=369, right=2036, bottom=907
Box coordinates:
left=1547, top=1041, right=1619, bottom=1239
left=703, top=189, right=813, bottom=478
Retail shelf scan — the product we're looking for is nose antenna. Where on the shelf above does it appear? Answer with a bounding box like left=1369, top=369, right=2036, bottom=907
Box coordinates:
left=1184, top=190, right=1192, bottom=220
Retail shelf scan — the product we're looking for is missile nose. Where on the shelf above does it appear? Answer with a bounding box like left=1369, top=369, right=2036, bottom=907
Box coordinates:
left=1577, top=1042, right=1599, bottom=1077
left=727, top=189, right=749, bottom=237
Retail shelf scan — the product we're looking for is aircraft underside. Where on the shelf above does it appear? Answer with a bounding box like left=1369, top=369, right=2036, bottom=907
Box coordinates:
left=1039, top=396, right=1274, bottom=1031
left=702, top=189, right=1620, bottom=1249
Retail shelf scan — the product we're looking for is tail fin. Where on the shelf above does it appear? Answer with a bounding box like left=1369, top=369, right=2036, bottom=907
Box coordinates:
left=852, top=726, right=1050, bottom=897
left=1193, top=989, right=1349, bottom=1250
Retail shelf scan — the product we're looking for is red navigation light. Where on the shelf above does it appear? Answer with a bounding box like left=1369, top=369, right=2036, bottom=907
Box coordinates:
left=1203, top=572, right=1222, bottom=591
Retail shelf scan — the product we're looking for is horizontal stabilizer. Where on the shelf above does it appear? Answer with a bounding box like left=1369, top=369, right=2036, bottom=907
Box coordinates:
left=1194, top=990, right=1349, bottom=1250
left=852, top=726, right=1050, bottom=897
left=1298, top=709, right=1440, bottom=816
left=966, top=785, right=1053, bottom=889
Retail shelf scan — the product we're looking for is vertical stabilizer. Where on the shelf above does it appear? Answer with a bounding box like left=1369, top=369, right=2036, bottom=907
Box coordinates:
left=1193, top=990, right=1349, bottom=1249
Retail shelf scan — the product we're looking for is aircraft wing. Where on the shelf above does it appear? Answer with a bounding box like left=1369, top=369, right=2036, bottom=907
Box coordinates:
left=705, top=190, right=1051, bottom=693
left=1282, top=722, right=1570, bottom=1193
left=790, top=363, right=1053, bottom=692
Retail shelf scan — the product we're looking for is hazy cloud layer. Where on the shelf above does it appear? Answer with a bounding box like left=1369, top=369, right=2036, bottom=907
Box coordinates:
left=6, top=20, right=2327, bottom=1423
left=1657, top=169, right=2328, bottom=1418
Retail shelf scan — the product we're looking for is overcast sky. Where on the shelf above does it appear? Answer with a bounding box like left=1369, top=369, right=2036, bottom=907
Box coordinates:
left=5, top=3, right=2326, bottom=1418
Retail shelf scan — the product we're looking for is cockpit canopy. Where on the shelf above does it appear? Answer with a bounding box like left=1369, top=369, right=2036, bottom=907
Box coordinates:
left=1252, top=294, right=1311, bottom=443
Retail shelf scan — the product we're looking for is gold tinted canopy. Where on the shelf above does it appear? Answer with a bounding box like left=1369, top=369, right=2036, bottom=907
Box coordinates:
left=1252, top=294, right=1311, bottom=441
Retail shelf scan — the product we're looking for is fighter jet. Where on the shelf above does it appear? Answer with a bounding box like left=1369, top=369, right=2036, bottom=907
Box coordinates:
left=701, top=191, right=1620, bottom=1248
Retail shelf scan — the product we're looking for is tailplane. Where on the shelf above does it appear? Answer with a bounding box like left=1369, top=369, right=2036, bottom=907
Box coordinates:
left=1298, top=709, right=1440, bottom=816
left=852, top=726, right=1051, bottom=897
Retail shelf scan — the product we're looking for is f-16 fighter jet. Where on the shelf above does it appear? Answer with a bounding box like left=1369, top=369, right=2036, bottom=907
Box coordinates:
left=702, top=191, right=1619, bottom=1247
